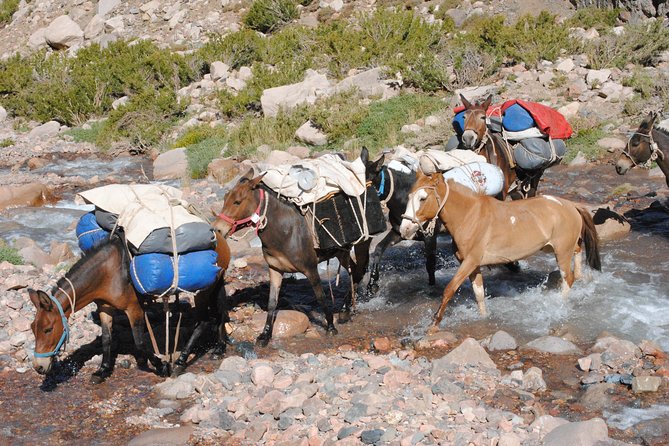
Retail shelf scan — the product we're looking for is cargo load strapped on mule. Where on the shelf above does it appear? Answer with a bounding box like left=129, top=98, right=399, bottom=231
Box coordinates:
left=75, top=184, right=220, bottom=296
left=451, top=98, right=572, bottom=171
left=260, top=154, right=386, bottom=249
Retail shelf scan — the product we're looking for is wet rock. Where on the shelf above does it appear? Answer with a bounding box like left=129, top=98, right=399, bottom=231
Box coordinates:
left=416, top=330, right=456, bottom=349
left=523, top=336, right=582, bottom=355
left=26, top=158, right=47, bottom=170
left=483, top=330, right=517, bottom=351
left=543, top=418, right=608, bottom=446
left=592, top=208, right=631, bottom=241
left=153, top=148, right=188, bottom=180
left=579, top=383, right=616, bottom=411
left=0, top=183, right=50, bottom=210
left=638, top=339, right=664, bottom=357
left=593, top=336, right=641, bottom=369
left=631, top=376, right=661, bottom=393
left=432, top=338, right=497, bottom=375
left=530, top=415, right=570, bottom=438
left=127, top=426, right=194, bottom=446
left=261, top=70, right=331, bottom=118
left=251, top=310, right=309, bottom=338
left=632, top=417, right=669, bottom=445
left=28, top=121, right=61, bottom=139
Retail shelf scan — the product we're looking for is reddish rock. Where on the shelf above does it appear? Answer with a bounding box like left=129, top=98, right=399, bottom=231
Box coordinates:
left=372, top=336, right=392, bottom=353
left=0, top=183, right=50, bottom=210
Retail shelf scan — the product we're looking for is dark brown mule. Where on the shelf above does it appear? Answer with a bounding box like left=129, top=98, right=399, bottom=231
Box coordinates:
left=213, top=170, right=371, bottom=347
left=400, top=172, right=601, bottom=328
left=616, top=111, right=669, bottom=187
left=460, top=95, right=546, bottom=200
left=29, top=233, right=230, bottom=383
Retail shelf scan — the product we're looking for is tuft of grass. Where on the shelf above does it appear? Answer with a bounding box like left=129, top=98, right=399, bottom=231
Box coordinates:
left=0, top=137, right=14, bottom=147
left=563, top=117, right=607, bottom=162
left=0, top=241, right=23, bottom=265
left=567, top=7, right=620, bottom=32
left=356, top=93, right=444, bottom=153
left=243, top=0, right=298, bottom=33
left=0, top=0, right=20, bottom=26
left=610, top=183, right=634, bottom=196
left=63, top=121, right=104, bottom=143
left=186, top=134, right=228, bottom=179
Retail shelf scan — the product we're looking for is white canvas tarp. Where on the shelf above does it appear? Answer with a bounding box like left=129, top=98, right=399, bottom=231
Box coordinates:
left=75, top=184, right=207, bottom=250
left=261, top=154, right=367, bottom=206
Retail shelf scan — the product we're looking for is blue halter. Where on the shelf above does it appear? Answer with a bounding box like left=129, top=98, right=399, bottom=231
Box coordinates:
left=33, top=293, right=70, bottom=358
left=377, top=168, right=386, bottom=198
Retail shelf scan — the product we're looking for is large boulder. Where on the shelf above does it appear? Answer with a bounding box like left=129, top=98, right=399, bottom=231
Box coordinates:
left=543, top=418, right=609, bottom=446
left=591, top=207, right=631, bottom=241
left=0, top=183, right=50, bottom=210
left=28, top=121, right=61, bottom=139
left=333, top=67, right=398, bottom=99
left=44, top=15, right=84, bottom=50
left=251, top=310, right=310, bottom=338
left=153, top=148, right=188, bottom=180
left=523, top=336, right=582, bottom=355
left=295, top=121, right=328, bottom=146
left=432, top=337, right=497, bottom=378
left=261, top=70, right=331, bottom=118
left=207, top=158, right=241, bottom=185
left=84, top=15, right=105, bottom=39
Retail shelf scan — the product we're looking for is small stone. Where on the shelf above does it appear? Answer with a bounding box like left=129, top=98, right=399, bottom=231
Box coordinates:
left=578, top=357, right=592, bottom=372
left=251, top=364, right=274, bottom=387
left=632, top=376, right=662, bottom=393
left=361, top=429, right=384, bottom=444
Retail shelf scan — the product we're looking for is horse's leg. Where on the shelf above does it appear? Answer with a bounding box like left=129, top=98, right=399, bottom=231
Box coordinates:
left=91, top=304, right=115, bottom=383
left=337, top=253, right=353, bottom=324
left=573, top=245, right=583, bottom=281
left=304, top=266, right=338, bottom=336
left=555, top=245, right=576, bottom=298
left=126, top=300, right=169, bottom=377
left=345, top=239, right=372, bottom=320
left=469, top=267, right=487, bottom=317
left=213, top=275, right=230, bottom=357
left=425, top=223, right=440, bottom=286
left=368, top=230, right=402, bottom=293
left=432, top=259, right=478, bottom=329
left=257, top=267, right=283, bottom=347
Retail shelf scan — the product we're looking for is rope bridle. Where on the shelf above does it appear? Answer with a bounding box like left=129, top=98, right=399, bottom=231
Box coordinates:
left=401, top=181, right=450, bottom=238
left=622, top=130, right=664, bottom=169
left=376, top=167, right=395, bottom=205
left=217, top=188, right=268, bottom=237
left=34, top=277, right=77, bottom=358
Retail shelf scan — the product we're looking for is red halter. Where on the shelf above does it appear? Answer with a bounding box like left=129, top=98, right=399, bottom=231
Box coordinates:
left=217, top=189, right=266, bottom=236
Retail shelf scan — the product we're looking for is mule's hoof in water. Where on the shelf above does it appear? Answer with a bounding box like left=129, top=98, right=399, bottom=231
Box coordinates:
left=338, top=311, right=351, bottom=324
left=426, top=325, right=441, bottom=336
left=256, top=335, right=271, bottom=348
left=367, top=283, right=380, bottom=294
left=326, top=326, right=338, bottom=336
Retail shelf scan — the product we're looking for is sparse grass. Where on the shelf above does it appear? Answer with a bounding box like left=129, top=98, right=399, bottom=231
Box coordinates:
left=567, top=7, right=620, bottom=32
left=186, top=135, right=228, bottom=179
left=0, top=241, right=23, bottom=265
left=64, top=121, right=104, bottom=143
left=0, top=137, right=14, bottom=147
left=0, top=0, right=20, bottom=26
left=564, top=117, right=607, bottom=161
left=610, top=183, right=634, bottom=196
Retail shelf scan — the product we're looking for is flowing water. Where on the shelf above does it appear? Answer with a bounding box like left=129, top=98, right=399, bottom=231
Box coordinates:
left=1, top=159, right=668, bottom=444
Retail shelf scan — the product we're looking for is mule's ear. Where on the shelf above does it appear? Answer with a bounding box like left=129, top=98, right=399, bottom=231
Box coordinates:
left=29, top=289, right=53, bottom=311
left=370, top=153, right=385, bottom=174
left=239, top=168, right=255, bottom=183
left=360, top=146, right=369, bottom=165
left=482, top=95, right=492, bottom=110
left=460, top=94, right=472, bottom=109
left=249, top=172, right=266, bottom=189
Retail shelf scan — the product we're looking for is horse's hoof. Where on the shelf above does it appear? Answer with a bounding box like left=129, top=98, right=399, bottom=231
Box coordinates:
left=157, top=362, right=171, bottom=377
left=326, top=326, right=338, bottom=336
left=338, top=311, right=351, bottom=324
left=256, top=336, right=270, bottom=348
left=426, top=325, right=440, bottom=336
left=90, top=371, right=109, bottom=384
left=171, top=364, right=186, bottom=378
left=210, top=345, right=226, bottom=360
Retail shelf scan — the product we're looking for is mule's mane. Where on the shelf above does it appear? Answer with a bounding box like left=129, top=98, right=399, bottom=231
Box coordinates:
left=55, top=237, right=123, bottom=292
left=654, top=124, right=669, bottom=138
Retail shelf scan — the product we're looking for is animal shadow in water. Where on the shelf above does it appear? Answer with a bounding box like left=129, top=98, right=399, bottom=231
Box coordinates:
left=623, top=200, right=669, bottom=241
left=40, top=300, right=203, bottom=391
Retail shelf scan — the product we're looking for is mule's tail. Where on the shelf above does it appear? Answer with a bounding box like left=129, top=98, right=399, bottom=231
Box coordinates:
left=577, top=207, right=601, bottom=271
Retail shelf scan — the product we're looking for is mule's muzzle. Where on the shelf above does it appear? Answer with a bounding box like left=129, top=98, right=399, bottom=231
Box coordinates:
left=615, top=159, right=631, bottom=175
left=212, top=220, right=232, bottom=239
left=33, top=357, right=53, bottom=375
left=399, top=219, right=419, bottom=240
left=461, top=130, right=477, bottom=150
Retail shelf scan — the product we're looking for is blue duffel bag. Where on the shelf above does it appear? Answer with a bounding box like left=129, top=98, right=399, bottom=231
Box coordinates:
left=452, top=110, right=466, bottom=135
left=76, top=212, right=110, bottom=253
left=502, top=103, right=536, bottom=132
left=130, top=250, right=221, bottom=295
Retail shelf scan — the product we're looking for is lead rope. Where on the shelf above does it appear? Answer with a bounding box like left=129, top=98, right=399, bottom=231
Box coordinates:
left=56, top=277, right=77, bottom=353
left=381, top=168, right=395, bottom=205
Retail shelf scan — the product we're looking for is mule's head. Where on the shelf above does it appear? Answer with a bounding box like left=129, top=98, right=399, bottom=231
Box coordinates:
left=461, top=94, right=492, bottom=150
left=616, top=111, right=658, bottom=175
left=399, top=171, right=445, bottom=239
left=360, top=146, right=385, bottom=189
left=213, top=169, right=266, bottom=238
left=28, top=288, right=64, bottom=374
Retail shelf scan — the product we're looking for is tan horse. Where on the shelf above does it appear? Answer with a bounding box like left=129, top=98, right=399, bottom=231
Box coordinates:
left=399, top=171, right=601, bottom=327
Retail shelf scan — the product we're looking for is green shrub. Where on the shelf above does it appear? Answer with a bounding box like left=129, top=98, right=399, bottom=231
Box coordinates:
left=564, top=117, right=606, bottom=161
left=585, top=20, right=669, bottom=69
left=64, top=121, right=104, bottom=143
left=567, top=7, right=619, bottom=31
left=446, top=39, right=498, bottom=88
left=186, top=134, right=228, bottom=178
left=308, top=90, right=370, bottom=146
left=174, top=124, right=226, bottom=148
left=196, top=29, right=265, bottom=70
left=0, top=241, right=23, bottom=265
left=0, top=0, right=20, bottom=26
left=356, top=93, right=444, bottom=152
left=227, top=110, right=306, bottom=156
left=96, top=88, right=188, bottom=151
left=244, top=0, right=298, bottom=33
